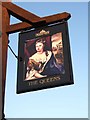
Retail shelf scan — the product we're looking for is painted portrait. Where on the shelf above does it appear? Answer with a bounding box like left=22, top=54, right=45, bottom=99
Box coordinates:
left=24, top=32, right=65, bottom=81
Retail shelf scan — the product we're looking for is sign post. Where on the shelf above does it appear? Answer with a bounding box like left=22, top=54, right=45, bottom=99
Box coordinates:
left=2, top=5, right=10, bottom=120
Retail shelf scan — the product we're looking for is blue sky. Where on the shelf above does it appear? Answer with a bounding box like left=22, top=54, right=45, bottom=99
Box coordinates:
left=4, top=2, right=88, bottom=118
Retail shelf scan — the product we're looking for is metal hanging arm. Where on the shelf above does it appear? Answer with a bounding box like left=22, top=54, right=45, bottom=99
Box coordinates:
left=8, top=40, right=23, bottom=61
left=8, top=44, right=18, bottom=60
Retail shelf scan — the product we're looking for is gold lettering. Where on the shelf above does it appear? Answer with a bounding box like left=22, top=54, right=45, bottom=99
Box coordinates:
left=28, top=76, right=61, bottom=86
left=46, top=78, right=50, bottom=83
left=39, top=79, right=45, bottom=84
left=50, top=77, right=54, bottom=82
left=56, top=76, right=61, bottom=80
left=28, top=80, right=38, bottom=86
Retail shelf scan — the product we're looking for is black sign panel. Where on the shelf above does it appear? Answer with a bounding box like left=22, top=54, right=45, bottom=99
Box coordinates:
left=17, top=22, right=74, bottom=94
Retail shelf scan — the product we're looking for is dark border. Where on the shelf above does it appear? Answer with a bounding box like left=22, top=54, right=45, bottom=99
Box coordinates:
left=17, top=21, right=74, bottom=94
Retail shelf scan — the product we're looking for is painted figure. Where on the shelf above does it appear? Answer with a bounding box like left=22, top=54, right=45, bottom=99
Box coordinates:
left=25, top=37, right=65, bottom=80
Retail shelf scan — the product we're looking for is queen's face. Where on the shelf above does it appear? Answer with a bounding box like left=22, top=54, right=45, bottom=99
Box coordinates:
left=36, top=42, right=44, bottom=53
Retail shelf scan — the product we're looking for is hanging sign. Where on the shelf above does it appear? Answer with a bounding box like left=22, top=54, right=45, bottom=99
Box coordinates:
left=17, top=21, right=74, bottom=94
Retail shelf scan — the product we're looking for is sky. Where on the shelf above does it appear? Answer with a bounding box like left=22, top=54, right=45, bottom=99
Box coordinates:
left=4, top=2, right=88, bottom=118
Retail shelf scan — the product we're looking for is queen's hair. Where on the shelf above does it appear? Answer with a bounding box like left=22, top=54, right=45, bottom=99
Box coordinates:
left=35, top=37, right=46, bottom=45
left=35, top=37, right=49, bottom=56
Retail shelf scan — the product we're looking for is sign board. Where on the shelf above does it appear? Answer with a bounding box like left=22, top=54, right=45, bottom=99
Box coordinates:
left=17, top=21, right=74, bottom=94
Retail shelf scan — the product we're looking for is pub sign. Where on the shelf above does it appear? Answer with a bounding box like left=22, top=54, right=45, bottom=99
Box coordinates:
left=17, top=21, right=74, bottom=94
